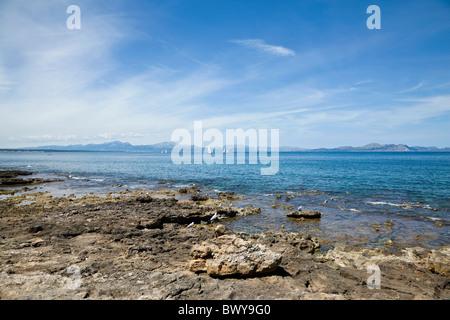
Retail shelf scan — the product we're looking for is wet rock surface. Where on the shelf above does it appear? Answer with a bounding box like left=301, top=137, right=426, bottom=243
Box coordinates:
left=286, top=210, right=322, bottom=219
left=0, top=187, right=448, bottom=300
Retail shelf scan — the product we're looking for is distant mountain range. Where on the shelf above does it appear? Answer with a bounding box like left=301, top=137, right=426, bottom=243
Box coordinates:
left=20, top=141, right=176, bottom=152
left=280, top=143, right=450, bottom=152
left=2, top=141, right=449, bottom=152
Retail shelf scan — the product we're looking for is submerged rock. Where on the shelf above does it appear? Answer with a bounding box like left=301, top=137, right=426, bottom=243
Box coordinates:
left=286, top=210, right=322, bottom=219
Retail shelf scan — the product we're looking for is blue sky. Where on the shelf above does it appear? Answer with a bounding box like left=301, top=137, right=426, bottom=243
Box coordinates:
left=1, top=0, right=449, bottom=148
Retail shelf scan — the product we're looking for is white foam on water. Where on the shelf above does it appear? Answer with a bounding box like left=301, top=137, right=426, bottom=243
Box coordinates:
left=68, top=175, right=103, bottom=182
left=367, top=201, right=403, bottom=207
left=69, top=175, right=86, bottom=180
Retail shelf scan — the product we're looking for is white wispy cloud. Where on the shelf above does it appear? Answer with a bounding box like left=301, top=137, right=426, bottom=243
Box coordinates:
left=230, top=39, right=295, bottom=57
left=0, top=0, right=234, bottom=147
left=9, top=132, right=146, bottom=143
left=199, top=93, right=450, bottom=145
left=295, top=94, right=450, bottom=129
left=398, top=81, right=425, bottom=93
left=386, top=95, right=450, bottom=125
left=354, top=79, right=373, bottom=85
left=9, top=134, right=79, bottom=142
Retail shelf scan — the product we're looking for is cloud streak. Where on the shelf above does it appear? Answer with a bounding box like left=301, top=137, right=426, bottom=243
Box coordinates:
left=230, top=39, right=295, bottom=57
left=398, top=81, right=425, bottom=93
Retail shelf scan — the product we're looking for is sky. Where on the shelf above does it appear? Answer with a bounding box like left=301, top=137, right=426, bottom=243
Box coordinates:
left=0, top=0, right=449, bottom=148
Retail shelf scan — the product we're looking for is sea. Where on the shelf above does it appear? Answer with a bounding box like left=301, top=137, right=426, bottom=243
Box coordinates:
left=1, top=151, right=449, bottom=250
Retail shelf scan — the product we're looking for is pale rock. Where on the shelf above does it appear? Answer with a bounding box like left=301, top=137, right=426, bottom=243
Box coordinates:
left=188, top=235, right=282, bottom=277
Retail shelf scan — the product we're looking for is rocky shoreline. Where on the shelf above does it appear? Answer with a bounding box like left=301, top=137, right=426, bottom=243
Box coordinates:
left=0, top=170, right=58, bottom=187
left=0, top=171, right=448, bottom=300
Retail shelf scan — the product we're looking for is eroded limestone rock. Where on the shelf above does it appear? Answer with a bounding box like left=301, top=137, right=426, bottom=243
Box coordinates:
left=189, top=235, right=282, bottom=277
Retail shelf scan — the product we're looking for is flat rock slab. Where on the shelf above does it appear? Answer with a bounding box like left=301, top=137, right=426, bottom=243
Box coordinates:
left=286, top=210, right=322, bottom=219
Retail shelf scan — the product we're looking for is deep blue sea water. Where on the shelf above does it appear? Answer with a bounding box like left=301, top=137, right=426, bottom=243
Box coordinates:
left=1, top=151, right=449, bottom=249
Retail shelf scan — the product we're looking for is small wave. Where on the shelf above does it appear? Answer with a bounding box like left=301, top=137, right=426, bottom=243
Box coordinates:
left=69, top=175, right=86, bottom=180
left=349, top=208, right=361, bottom=212
left=367, top=201, right=403, bottom=207
left=68, top=175, right=104, bottom=182
left=174, top=184, right=190, bottom=188
left=367, top=201, right=437, bottom=210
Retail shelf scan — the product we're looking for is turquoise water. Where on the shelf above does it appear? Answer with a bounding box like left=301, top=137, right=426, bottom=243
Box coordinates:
left=1, top=151, right=449, bottom=249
